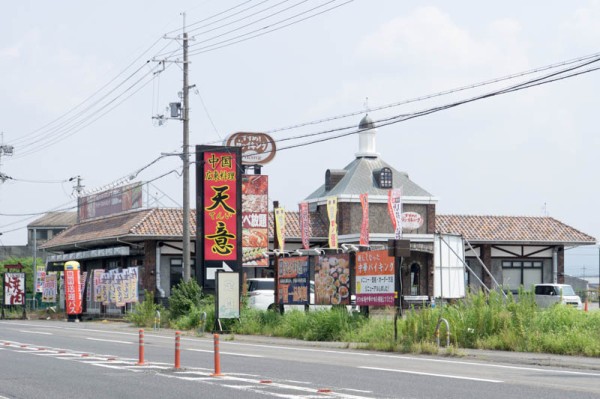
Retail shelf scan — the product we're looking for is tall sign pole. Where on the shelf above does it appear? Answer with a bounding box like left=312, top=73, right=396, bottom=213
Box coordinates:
left=182, top=16, right=191, bottom=282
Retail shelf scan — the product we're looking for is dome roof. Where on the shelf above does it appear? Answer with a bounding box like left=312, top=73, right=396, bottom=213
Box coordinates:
left=358, top=114, right=374, bottom=130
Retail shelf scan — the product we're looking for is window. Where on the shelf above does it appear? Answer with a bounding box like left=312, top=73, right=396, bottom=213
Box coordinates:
left=502, top=260, right=543, bottom=292
left=379, top=167, right=393, bottom=188
left=410, top=263, right=420, bottom=295
left=170, top=258, right=196, bottom=289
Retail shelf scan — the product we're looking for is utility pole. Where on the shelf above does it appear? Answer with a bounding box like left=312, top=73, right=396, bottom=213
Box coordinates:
left=0, top=132, right=14, bottom=183
left=182, top=22, right=191, bottom=283
left=152, top=15, right=192, bottom=282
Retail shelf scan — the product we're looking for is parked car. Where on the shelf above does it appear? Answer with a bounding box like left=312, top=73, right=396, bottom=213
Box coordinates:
left=246, top=278, right=278, bottom=311
left=534, top=283, right=583, bottom=310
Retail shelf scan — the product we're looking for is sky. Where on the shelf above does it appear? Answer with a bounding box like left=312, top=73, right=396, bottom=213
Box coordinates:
left=1, top=0, right=599, bottom=277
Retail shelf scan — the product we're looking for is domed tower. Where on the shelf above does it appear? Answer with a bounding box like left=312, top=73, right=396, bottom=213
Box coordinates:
left=355, top=114, right=379, bottom=158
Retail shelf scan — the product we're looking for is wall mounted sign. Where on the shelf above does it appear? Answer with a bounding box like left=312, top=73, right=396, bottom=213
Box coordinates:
left=402, top=211, right=424, bottom=230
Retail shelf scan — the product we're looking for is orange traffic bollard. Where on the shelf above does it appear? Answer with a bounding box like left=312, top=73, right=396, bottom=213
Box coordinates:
left=174, top=331, right=181, bottom=370
left=212, top=333, right=221, bottom=376
left=136, top=329, right=145, bottom=365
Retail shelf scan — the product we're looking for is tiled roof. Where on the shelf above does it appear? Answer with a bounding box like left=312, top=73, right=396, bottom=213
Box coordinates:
left=28, top=211, right=77, bottom=228
left=41, top=208, right=325, bottom=250
left=41, top=209, right=595, bottom=250
left=41, top=209, right=197, bottom=250
left=436, top=215, right=596, bottom=244
left=268, top=211, right=328, bottom=239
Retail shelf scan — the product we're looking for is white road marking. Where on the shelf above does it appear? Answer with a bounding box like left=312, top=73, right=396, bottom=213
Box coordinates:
left=86, top=337, right=132, bottom=344
left=360, top=366, right=503, bottom=383
left=19, top=330, right=52, bottom=335
left=187, top=348, right=263, bottom=358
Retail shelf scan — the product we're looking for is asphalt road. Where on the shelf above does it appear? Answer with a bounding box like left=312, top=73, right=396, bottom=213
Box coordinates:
left=1, top=319, right=599, bottom=399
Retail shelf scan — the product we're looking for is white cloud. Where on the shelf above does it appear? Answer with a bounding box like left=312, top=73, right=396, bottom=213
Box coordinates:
left=561, top=0, right=600, bottom=46
left=355, top=6, right=528, bottom=73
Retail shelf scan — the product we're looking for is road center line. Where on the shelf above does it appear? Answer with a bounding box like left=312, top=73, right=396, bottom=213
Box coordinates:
left=86, top=338, right=132, bottom=345
left=19, top=330, right=52, bottom=335
left=186, top=348, right=263, bottom=358
left=360, top=366, right=503, bottom=383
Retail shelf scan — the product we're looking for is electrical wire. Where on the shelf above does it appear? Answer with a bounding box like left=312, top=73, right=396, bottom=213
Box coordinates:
left=261, top=51, right=600, bottom=135
left=188, top=0, right=352, bottom=57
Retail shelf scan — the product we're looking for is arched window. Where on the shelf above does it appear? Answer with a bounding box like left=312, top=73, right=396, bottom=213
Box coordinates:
left=379, top=167, right=393, bottom=188
left=410, top=263, right=420, bottom=295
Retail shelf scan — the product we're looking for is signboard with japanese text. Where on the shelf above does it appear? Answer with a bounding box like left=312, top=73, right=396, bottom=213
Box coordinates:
left=327, top=197, right=338, bottom=248
left=315, top=254, right=350, bottom=305
left=196, top=145, right=242, bottom=292
left=242, top=175, right=268, bottom=266
left=299, top=202, right=310, bottom=250
left=225, top=132, right=276, bottom=165
left=35, top=265, right=46, bottom=293
left=64, top=261, right=82, bottom=315
left=274, top=207, right=286, bottom=251
left=3, top=273, right=25, bottom=305
left=93, top=269, right=105, bottom=302
left=277, top=256, right=309, bottom=305
left=355, top=250, right=395, bottom=307
left=387, top=188, right=403, bottom=239
left=42, top=273, right=57, bottom=303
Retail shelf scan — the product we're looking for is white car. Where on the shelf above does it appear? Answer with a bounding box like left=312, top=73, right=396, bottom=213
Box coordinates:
left=247, top=278, right=277, bottom=311
left=534, top=283, right=583, bottom=310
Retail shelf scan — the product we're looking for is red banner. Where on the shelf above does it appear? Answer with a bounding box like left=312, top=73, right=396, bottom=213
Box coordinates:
left=204, top=151, right=238, bottom=261
left=299, top=202, right=310, bottom=250
left=64, top=261, right=82, bottom=315
left=359, top=193, right=369, bottom=246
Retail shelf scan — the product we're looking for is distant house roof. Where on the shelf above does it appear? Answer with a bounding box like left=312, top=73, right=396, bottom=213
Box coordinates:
left=28, top=212, right=77, bottom=228
left=305, top=157, right=434, bottom=200
left=436, top=215, right=596, bottom=245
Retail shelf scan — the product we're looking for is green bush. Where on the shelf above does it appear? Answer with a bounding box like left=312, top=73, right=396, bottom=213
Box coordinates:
left=126, top=291, right=163, bottom=327
left=168, top=280, right=204, bottom=320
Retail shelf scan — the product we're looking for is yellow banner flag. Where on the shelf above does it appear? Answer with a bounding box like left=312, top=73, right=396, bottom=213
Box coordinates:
left=274, top=207, right=286, bottom=251
left=327, top=197, right=338, bottom=248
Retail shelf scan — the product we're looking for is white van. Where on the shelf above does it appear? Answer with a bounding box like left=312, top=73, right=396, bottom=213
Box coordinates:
left=533, top=284, right=583, bottom=310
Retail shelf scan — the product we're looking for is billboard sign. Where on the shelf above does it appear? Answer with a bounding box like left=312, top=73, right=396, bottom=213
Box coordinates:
left=315, top=254, right=350, bottom=305
left=225, top=132, right=276, bottom=165
left=242, top=175, right=269, bottom=266
left=278, top=256, right=309, bottom=305
left=196, top=145, right=242, bottom=291
left=355, top=250, right=395, bottom=307
left=78, top=182, right=143, bottom=221
left=3, top=272, right=25, bottom=305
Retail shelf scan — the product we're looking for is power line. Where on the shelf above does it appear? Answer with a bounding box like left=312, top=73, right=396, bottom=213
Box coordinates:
left=261, top=51, right=600, bottom=135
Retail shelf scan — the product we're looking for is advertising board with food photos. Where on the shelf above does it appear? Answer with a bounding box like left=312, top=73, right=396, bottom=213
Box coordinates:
left=277, top=256, right=309, bottom=305
left=241, top=175, right=269, bottom=267
left=315, top=254, right=351, bottom=305
left=355, top=250, right=395, bottom=307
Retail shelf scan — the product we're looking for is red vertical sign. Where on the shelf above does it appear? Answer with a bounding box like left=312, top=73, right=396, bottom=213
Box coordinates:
left=204, top=151, right=238, bottom=261
left=360, top=193, right=369, bottom=246
left=299, top=202, right=310, bottom=250
left=64, top=261, right=82, bottom=315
